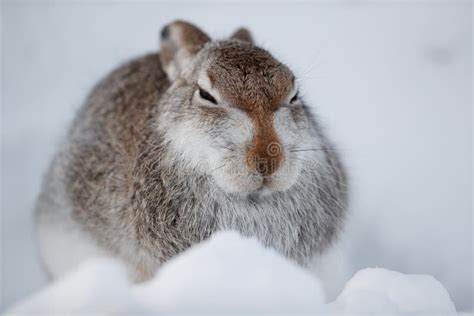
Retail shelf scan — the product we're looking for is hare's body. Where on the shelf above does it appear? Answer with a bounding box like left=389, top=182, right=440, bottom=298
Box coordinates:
left=36, top=22, right=347, bottom=282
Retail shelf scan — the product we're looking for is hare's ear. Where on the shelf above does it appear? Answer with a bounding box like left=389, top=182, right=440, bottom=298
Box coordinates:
left=159, top=20, right=210, bottom=81
left=230, top=27, right=253, bottom=44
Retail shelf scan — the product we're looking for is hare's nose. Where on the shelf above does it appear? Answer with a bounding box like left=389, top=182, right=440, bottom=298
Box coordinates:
left=246, top=140, right=283, bottom=177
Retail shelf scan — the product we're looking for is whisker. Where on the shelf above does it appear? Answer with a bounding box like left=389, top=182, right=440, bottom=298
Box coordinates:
left=287, top=157, right=315, bottom=164
left=208, top=164, right=226, bottom=173
left=218, top=145, right=235, bottom=152
left=290, top=148, right=338, bottom=153
left=317, top=173, right=348, bottom=187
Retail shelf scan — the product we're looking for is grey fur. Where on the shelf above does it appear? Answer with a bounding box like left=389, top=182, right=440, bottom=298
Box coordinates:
left=35, top=22, right=348, bottom=281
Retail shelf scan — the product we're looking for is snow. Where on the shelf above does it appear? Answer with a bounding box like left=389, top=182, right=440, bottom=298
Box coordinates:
left=5, top=231, right=459, bottom=315
left=133, top=231, right=325, bottom=314
left=1, top=0, right=472, bottom=313
left=4, top=258, right=132, bottom=315
left=329, top=268, right=456, bottom=315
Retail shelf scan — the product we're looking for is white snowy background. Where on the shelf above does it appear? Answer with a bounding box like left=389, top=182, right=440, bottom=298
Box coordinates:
left=1, top=0, right=472, bottom=313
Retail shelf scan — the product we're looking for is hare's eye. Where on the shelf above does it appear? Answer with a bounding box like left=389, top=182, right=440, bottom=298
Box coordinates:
left=199, top=88, right=217, bottom=104
left=290, top=92, right=299, bottom=104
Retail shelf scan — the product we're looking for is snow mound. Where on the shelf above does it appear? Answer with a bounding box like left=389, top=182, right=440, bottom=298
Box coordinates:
left=133, top=230, right=324, bottom=313
left=329, top=268, right=457, bottom=315
left=5, top=258, right=132, bottom=315
left=5, top=231, right=458, bottom=315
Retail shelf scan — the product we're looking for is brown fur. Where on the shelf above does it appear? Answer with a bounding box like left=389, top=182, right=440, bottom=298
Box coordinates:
left=160, top=20, right=210, bottom=76
left=207, top=42, right=293, bottom=175
left=174, top=20, right=210, bottom=50
left=64, top=53, right=171, bottom=267
left=230, top=27, right=253, bottom=43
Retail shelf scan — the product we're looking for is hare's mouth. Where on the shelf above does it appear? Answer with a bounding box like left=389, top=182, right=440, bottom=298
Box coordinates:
left=252, top=176, right=275, bottom=194
left=208, top=155, right=300, bottom=196
left=216, top=173, right=295, bottom=197
left=250, top=181, right=277, bottom=197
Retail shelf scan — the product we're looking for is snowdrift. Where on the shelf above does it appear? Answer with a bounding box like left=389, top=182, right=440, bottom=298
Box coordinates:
left=5, top=231, right=458, bottom=315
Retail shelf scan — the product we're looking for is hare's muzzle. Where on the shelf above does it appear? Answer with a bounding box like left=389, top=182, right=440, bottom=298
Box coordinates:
left=246, top=140, right=283, bottom=177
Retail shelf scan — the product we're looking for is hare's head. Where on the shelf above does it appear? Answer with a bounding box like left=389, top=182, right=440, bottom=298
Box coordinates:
left=158, top=21, right=320, bottom=196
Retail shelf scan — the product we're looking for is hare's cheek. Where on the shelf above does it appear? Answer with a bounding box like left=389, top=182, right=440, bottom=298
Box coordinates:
left=273, top=108, right=301, bottom=145
left=210, top=161, right=262, bottom=194
left=202, top=107, right=253, bottom=145
left=197, top=106, right=228, bottom=126
left=291, top=106, right=309, bottom=128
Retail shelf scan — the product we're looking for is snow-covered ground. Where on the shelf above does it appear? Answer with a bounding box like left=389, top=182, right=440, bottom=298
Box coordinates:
left=4, top=231, right=459, bottom=315
left=1, top=0, right=472, bottom=313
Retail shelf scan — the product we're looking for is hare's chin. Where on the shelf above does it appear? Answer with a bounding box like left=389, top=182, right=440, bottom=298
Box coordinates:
left=211, top=173, right=296, bottom=196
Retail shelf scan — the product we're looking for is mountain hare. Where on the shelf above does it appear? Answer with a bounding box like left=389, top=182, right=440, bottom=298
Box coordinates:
left=35, top=21, right=348, bottom=282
